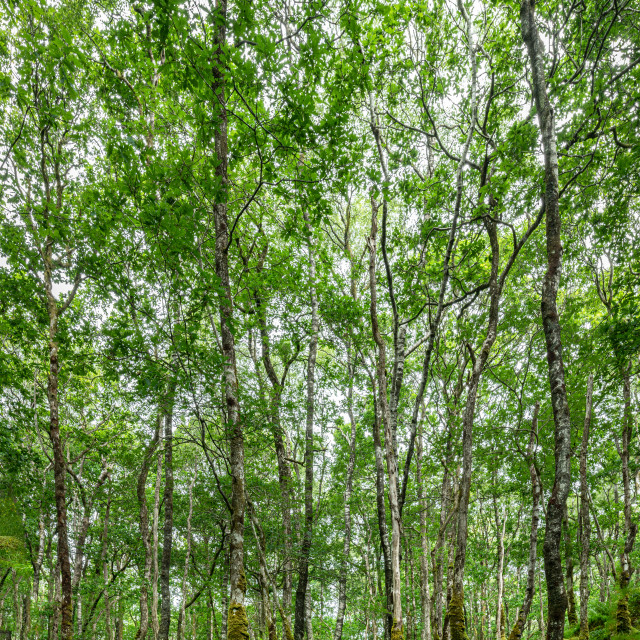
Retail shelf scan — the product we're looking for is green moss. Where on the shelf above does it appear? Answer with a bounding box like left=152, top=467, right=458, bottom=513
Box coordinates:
left=449, top=590, right=469, bottom=640
left=616, top=593, right=632, bottom=635
left=391, top=620, right=405, bottom=640
left=237, top=570, right=247, bottom=596
left=228, top=602, right=250, bottom=640
left=578, top=621, right=590, bottom=640
left=277, top=606, right=293, bottom=640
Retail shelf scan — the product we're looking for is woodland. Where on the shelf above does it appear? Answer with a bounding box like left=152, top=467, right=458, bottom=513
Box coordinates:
left=0, top=2, right=639, bottom=640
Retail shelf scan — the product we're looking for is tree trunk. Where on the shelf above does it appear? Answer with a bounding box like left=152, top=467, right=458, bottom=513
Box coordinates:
left=178, top=468, right=197, bottom=640
left=211, top=5, right=248, bottom=640
left=294, top=209, right=319, bottom=640
left=137, top=418, right=160, bottom=640
left=372, top=380, right=393, bottom=640
left=45, top=280, right=72, bottom=640
left=564, top=511, right=578, bottom=626
left=417, top=424, right=432, bottom=640
left=617, top=367, right=637, bottom=634
left=152, top=453, right=162, bottom=640
left=508, top=404, right=542, bottom=640
left=158, top=383, right=176, bottom=640
left=333, top=354, right=357, bottom=640
left=578, top=376, right=593, bottom=640
left=369, top=194, right=404, bottom=640
left=520, top=4, right=574, bottom=640
left=495, top=506, right=507, bottom=640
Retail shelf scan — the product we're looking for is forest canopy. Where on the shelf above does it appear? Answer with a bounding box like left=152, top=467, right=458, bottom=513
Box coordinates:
left=0, top=3, right=639, bottom=640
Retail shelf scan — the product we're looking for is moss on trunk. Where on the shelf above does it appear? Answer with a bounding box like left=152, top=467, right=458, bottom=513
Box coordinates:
left=449, top=590, right=469, bottom=640
left=228, top=603, right=250, bottom=640
left=391, top=620, right=405, bottom=640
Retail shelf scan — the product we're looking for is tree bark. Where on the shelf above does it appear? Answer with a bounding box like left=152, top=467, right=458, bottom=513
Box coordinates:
left=152, top=452, right=162, bottom=640
left=369, top=194, right=404, bottom=640
left=417, top=422, right=432, bottom=640
left=508, top=404, right=542, bottom=640
left=372, top=379, right=393, bottom=640
left=137, top=418, right=160, bottom=640
left=520, top=3, right=574, bottom=640
left=178, top=468, right=197, bottom=640
left=578, top=376, right=593, bottom=640
left=617, top=366, right=637, bottom=633
left=45, top=274, right=73, bottom=640
left=158, top=380, right=177, bottom=640
left=495, top=505, right=507, bottom=640
left=563, top=510, right=578, bottom=626
left=333, top=353, right=357, bottom=640
left=211, top=4, right=248, bottom=639
left=294, top=209, right=319, bottom=640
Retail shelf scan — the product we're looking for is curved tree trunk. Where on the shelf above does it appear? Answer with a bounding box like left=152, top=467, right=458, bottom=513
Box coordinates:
left=520, top=3, right=574, bottom=640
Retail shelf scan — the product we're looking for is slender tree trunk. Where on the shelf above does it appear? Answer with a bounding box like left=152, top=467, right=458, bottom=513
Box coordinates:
left=158, top=383, right=176, bottom=640
left=294, top=209, right=319, bottom=640
left=417, top=425, right=432, bottom=640
left=372, top=381, right=393, bottom=640
left=103, top=497, right=112, bottom=640
left=369, top=194, right=404, bottom=640
left=137, top=419, right=160, bottom=640
left=44, top=279, right=72, bottom=640
left=221, top=548, right=229, bottom=640
left=178, top=469, right=197, bottom=640
left=211, top=5, right=248, bottom=639
left=564, top=511, right=578, bottom=626
left=509, top=404, right=542, bottom=640
left=152, top=453, right=162, bottom=640
left=578, top=376, right=593, bottom=640
left=617, top=367, right=637, bottom=633
left=520, top=4, right=574, bottom=640
left=333, top=355, right=357, bottom=640
left=495, top=507, right=507, bottom=640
